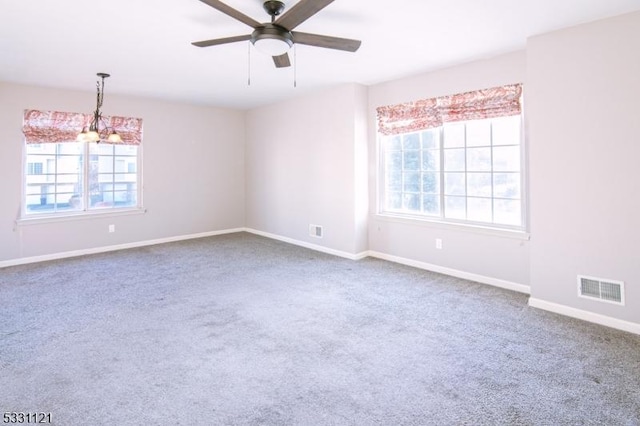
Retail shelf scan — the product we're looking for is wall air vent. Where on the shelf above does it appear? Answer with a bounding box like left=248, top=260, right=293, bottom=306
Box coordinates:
left=309, top=224, right=323, bottom=238
left=578, top=275, right=624, bottom=305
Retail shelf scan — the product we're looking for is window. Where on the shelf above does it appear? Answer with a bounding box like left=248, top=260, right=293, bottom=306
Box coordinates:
left=377, top=84, right=524, bottom=230
left=22, top=110, right=142, bottom=217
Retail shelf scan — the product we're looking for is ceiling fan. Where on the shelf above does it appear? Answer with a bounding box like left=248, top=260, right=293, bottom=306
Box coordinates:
left=192, top=0, right=361, bottom=68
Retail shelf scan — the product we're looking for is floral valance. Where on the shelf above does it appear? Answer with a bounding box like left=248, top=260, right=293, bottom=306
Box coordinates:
left=376, top=98, right=440, bottom=137
left=22, top=109, right=143, bottom=145
left=376, top=83, right=523, bottom=136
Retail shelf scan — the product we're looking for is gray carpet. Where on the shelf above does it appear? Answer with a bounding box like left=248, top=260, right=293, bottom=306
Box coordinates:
left=1, top=232, right=639, bottom=425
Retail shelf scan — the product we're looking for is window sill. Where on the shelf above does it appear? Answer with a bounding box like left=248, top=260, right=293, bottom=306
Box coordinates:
left=374, top=212, right=530, bottom=241
left=16, top=207, right=146, bottom=227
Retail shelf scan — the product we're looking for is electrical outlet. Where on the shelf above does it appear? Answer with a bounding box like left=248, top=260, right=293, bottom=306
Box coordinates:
left=108, top=224, right=115, bottom=233
left=435, top=238, right=442, bottom=250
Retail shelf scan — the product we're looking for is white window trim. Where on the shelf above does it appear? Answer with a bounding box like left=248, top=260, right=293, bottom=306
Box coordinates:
left=20, top=142, right=144, bottom=221
left=376, top=114, right=529, bottom=236
left=16, top=207, right=146, bottom=227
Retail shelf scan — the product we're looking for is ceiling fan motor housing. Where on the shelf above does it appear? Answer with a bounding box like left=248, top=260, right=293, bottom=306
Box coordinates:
left=263, top=0, right=285, bottom=17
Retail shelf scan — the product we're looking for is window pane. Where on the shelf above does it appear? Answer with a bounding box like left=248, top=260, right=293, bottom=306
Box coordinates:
left=494, top=173, right=521, bottom=199
left=421, top=150, right=439, bottom=171
left=386, top=135, right=401, bottom=151
left=494, top=199, right=521, bottom=226
left=24, top=139, right=140, bottom=216
left=90, top=143, right=114, bottom=155
left=25, top=182, right=45, bottom=195
left=115, top=145, right=137, bottom=155
left=68, top=194, right=83, bottom=210
left=467, top=173, right=492, bottom=197
left=422, top=194, right=440, bottom=216
left=467, top=120, right=491, bottom=147
left=403, top=151, right=420, bottom=170
left=443, top=123, right=465, bottom=148
left=55, top=193, right=76, bottom=207
left=467, top=197, right=492, bottom=222
left=28, top=144, right=56, bottom=155
left=114, top=173, right=136, bottom=183
left=421, top=130, right=438, bottom=149
left=387, top=170, right=402, bottom=191
left=422, top=172, right=439, bottom=194
left=97, top=156, right=114, bottom=173
left=386, top=152, right=402, bottom=170
left=492, top=115, right=521, bottom=146
left=493, top=146, right=520, bottom=172
left=403, top=193, right=420, bottom=212
left=444, top=196, right=465, bottom=219
left=57, top=156, right=82, bottom=173
left=403, top=172, right=420, bottom=192
left=444, top=172, right=465, bottom=196
left=114, top=191, right=136, bottom=207
left=56, top=173, right=80, bottom=185
left=379, top=112, right=523, bottom=230
left=402, top=133, right=420, bottom=150
left=55, top=184, right=78, bottom=195
left=386, top=169, right=402, bottom=192
left=387, top=192, right=402, bottom=210
left=115, top=158, right=129, bottom=173
left=58, top=143, right=83, bottom=155
left=444, top=149, right=465, bottom=171
left=467, top=147, right=491, bottom=171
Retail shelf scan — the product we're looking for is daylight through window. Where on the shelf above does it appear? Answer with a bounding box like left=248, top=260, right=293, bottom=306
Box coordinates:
left=378, top=84, right=524, bottom=230
left=22, top=110, right=142, bottom=217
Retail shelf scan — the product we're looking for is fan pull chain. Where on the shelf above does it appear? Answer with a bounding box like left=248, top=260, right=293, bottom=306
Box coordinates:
left=247, top=41, right=251, bottom=86
left=293, top=44, right=297, bottom=88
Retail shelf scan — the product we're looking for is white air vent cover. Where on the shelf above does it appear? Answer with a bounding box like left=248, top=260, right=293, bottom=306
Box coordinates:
left=309, top=224, right=323, bottom=238
left=578, top=275, right=624, bottom=305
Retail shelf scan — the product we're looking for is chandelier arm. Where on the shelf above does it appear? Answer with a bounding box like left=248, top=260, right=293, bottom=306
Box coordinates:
left=79, top=72, right=120, bottom=143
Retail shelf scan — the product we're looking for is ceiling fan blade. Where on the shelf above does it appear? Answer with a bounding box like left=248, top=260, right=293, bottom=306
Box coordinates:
left=192, top=34, right=251, bottom=47
left=292, top=31, right=361, bottom=52
left=198, top=0, right=261, bottom=28
left=272, top=53, right=291, bottom=68
left=274, top=0, right=334, bottom=30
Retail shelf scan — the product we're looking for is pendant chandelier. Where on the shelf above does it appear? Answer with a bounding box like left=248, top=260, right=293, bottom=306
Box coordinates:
left=77, top=73, right=122, bottom=143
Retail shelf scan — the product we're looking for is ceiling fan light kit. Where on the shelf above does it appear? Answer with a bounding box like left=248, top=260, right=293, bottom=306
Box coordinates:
left=251, top=24, right=293, bottom=56
left=192, top=0, right=361, bottom=69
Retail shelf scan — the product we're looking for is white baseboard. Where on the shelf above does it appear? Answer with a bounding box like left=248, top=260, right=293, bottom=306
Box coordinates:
left=529, top=298, right=640, bottom=335
left=7, top=227, right=635, bottom=335
left=367, top=250, right=531, bottom=294
left=0, top=228, right=245, bottom=269
left=244, top=228, right=369, bottom=260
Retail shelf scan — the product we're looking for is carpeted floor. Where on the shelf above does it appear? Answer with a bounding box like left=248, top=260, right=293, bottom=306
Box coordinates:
left=1, top=232, right=639, bottom=425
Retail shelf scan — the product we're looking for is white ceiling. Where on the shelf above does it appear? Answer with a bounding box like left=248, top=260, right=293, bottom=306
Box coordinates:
left=1, top=0, right=640, bottom=109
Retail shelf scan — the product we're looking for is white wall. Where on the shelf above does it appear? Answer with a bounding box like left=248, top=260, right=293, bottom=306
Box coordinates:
left=244, top=83, right=368, bottom=256
left=367, top=51, right=531, bottom=288
left=527, top=12, right=640, bottom=324
left=0, top=82, right=245, bottom=263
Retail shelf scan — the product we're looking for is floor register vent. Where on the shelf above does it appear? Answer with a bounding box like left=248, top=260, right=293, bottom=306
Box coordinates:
left=578, top=275, right=624, bottom=305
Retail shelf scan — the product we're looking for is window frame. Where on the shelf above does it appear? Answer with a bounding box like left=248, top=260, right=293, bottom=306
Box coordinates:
left=377, top=113, right=528, bottom=235
left=20, top=141, right=144, bottom=221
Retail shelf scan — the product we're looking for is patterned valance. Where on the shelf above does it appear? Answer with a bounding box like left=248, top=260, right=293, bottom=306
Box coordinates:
left=23, top=109, right=143, bottom=145
left=376, top=83, right=523, bottom=136
left=376, top=98, right=440, bottom=136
